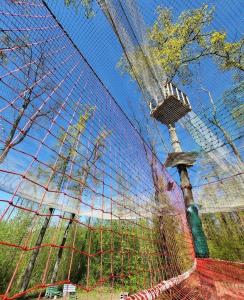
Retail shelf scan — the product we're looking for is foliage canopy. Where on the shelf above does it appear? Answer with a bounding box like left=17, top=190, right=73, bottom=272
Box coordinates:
left=64, top=0, right=95, bottom=18
left=118, top=5, right=243, bottom=85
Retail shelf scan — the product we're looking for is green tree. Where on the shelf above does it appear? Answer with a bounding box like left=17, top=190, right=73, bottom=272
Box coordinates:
left=51, top=127, right=110, bottom=284
left=202, top=211, right=244, bottom=262
left=20, top=107, right=94, bottom=291
left=0, top=203, right=32, bottom=294
left=223, top=82, right=244, bottom=128
left=196, top=157, right=244, bottom=261
left=118, top=5, right=243, bottom=85
left=200, top=86, right=243, bottom=163
left=64, top=0, right=95, bottom=18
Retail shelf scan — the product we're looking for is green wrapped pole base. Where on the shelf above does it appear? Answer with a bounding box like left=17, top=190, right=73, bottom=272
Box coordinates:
left=187, top=204, right=209, bottom=258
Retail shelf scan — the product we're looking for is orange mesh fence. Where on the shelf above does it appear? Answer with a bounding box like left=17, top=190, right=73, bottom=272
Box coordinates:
left=126, top=259, right=244, bottom=299
left=197, top=258, right=244, bottom=300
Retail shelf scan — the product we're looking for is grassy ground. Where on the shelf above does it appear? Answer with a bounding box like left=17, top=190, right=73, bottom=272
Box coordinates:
left=37, top=286, right=127, bottom=300
left=76, top=287, right=126, bottom=300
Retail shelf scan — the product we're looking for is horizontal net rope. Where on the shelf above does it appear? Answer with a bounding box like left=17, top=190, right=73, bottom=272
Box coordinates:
left=0, top=1, right=196, bottom=300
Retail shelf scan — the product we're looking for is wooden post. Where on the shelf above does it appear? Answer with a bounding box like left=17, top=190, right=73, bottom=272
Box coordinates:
left=176, top=87, right=180, bottom=100
left=177, top=164, right=194, bottom=207
left=167, top=124, right=209, bottom=258
left=167, top=123, right=182, bottom=153
left=167, top=124, right=193, bottom=207
left=181, top=92, right=185, bottom=104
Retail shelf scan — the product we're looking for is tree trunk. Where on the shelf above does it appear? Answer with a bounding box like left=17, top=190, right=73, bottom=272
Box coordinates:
left=0, top=110, right=24, bottom=163
left=0, top=97, right=31, bottom=163
left=221, top=126, right=242, bottom=163
left=213, top=120, right=242, bottom=163
left=21, top=207, right=54, bottom=292
left=20, top=137, right=70, bottom=291
left=50, top=213, right=75, bottom=283
left=74, top=217, right=91, bottom=284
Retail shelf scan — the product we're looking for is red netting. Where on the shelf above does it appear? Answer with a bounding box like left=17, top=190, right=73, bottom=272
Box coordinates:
left=0, top=1, right=194, bottom=299
left=0, top=1, right=243, bottom=300
left=126, top=259, right=244, bottom=299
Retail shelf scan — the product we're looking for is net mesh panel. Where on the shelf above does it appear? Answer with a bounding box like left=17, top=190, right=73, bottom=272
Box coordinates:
left=0, top=1, right=195, bottom=299
left=98, top=0, right=244, bottom=264
left=0, top=1, right=243, bottom=300
left=90, top=0, right=243, bottom=298
left=127, top=259, right=244, bottom=299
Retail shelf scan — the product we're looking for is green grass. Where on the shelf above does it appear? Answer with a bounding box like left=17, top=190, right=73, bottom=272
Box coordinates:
left=77, top=287, right=126, bottom=300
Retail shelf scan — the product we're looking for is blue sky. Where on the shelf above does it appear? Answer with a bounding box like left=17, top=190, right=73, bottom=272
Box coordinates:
left=0, top=0, right=243, bottom=218
left=45, top=0, right=243, bottom=181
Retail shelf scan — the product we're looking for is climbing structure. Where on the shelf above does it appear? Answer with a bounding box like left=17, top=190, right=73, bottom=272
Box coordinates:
left=0, top=1, right=243, bottom=300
